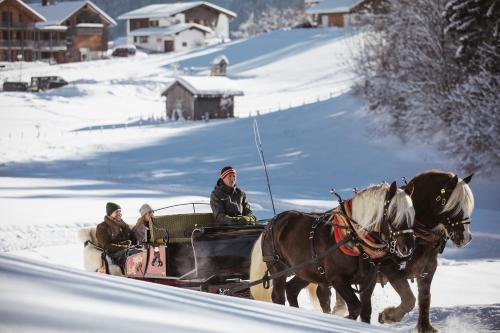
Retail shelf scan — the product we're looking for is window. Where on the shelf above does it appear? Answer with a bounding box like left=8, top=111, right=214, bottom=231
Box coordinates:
left=182, top=42, right=187, bottom=47
left=139, top=36, right=148, bottom=43
left=133, top=36, right=138, bottom=43
left=150, top=20, right=159, bottom=27
left=1, top=11, right=12, bottom=24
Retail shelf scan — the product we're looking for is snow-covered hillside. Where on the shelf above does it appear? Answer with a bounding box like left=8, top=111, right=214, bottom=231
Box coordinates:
left=1, top=27, right=499, bottom=332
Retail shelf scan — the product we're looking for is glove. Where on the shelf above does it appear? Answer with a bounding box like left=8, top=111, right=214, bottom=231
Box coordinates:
left=239, top=214, right=257, bottom=224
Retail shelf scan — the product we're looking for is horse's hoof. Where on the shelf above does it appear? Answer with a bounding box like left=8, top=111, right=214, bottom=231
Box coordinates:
left=416, top=323, right=439, bottom=333
left=379, top=307, right=401, bottom=324
left=333, top=305, right=347, bottom=316
left=344, top=314, right=358, bottom=320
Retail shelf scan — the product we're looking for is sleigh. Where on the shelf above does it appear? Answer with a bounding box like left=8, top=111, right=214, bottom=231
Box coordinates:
left=78, top=204, right=265, bottom=297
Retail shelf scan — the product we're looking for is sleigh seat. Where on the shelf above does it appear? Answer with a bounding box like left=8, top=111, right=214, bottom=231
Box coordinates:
left=77, top=227, right=123, bottom=276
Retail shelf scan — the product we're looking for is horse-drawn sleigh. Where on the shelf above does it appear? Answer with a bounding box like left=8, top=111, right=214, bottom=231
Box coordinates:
left=79, top=169, right=474, bottom=333
left=79, top=203, right=265, bottom=297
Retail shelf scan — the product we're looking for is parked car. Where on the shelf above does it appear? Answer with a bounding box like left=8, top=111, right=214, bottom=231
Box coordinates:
left=112, top=45, right=136, bottom=57
left=30, top=76, right=68, bottom=91
left=3, top=81, right=29, bottom=92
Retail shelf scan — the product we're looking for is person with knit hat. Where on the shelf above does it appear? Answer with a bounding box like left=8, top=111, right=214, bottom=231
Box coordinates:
left=96, top=202, right=137, bottom=273
left=132, top=203, right=154, bottom=243
left=210, top=166, right=257, bottom=224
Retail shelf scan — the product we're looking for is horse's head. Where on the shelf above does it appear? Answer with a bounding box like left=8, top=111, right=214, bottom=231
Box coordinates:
left=433, top=174, right=474, bottom=248
left=410, top=170, right=475, bottom=248
left=352, top=181, right=415, bottom=258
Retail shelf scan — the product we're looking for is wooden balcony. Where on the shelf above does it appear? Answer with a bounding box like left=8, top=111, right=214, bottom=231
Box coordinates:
left=0, top=22, right=36, bottom=30
left=0, top=40, right=67, bottom=50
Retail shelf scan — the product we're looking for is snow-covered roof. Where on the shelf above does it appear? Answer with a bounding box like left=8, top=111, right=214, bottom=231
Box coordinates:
left=212, top=55, right=229, bottom=65
left=307, top=0, right=365, bottom=14
left=118, top=1, right=236, bottom=20
left=37, top=24, right=67, bottom=31
left=30, top=0, right=116, bottom=28
left=0, top=0, right=46, bottom=22
left=162, top=76, right=244, bottom=97
left=129, top=23, right=212, bottom=37
left=75, top=23, right=104, bottom=28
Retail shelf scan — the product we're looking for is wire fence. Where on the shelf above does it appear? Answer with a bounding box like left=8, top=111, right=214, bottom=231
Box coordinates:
left=0, top=86, right=353, bottom=143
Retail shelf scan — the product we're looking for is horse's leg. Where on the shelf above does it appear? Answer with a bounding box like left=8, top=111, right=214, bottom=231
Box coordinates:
left=271, top=275, right=287, bottom=305
left=416, top=263, right=438, bottom=333
left=379, top=273, right=416, bottom=324
left=332, top=278, right=361, bottom=320
left=333, top=291, right=347, bottom=316
left=285, top=276, right=310, bottom=308
left=316, top=283, right=332, bottom=314
left=359, top=277, right=376, bottom=323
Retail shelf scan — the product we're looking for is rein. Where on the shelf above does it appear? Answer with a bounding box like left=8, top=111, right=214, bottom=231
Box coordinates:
left=222, top=232, right=356, bottom=296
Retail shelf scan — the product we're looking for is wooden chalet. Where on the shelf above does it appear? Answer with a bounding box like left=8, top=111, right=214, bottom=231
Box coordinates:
left=30, top=0, right=116, bottom=63
left=0, top=0, right=45, bottom=62
left=161, top=76, right=243, bottom=120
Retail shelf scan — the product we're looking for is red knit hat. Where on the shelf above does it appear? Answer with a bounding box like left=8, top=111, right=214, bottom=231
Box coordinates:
left=220, top=166, right=236, bottom=180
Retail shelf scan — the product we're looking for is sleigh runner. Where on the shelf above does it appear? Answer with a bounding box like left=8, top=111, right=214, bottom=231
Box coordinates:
left=78, top=204, right=265, bottom=296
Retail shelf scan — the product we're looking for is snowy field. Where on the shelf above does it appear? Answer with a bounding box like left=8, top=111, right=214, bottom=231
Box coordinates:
left=1, top=27, right=499, bottom=332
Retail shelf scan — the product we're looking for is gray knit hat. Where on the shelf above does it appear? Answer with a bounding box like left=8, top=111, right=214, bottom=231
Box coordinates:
left=139, top=203, right=153, bottom=217
left=106, top=202, right=121, bottom=216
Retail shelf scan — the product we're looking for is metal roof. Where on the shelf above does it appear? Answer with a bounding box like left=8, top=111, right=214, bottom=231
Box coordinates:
left=30, top=0, right=116, bottom=27
left=307, top=0, right=365, bottom=14
left=162, top=76, right=244, bottom=97
left=129, top=23, right=212, bottom=36
left=118, top=1, right=236, bottom=20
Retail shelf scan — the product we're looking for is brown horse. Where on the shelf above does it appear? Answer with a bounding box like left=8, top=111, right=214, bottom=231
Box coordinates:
left=332, top=170, right=474, bottom=332
left=250, top=182, right=416, bottom=323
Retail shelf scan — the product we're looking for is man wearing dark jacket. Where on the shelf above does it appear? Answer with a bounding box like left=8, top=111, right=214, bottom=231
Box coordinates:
left=210, top=166, right=257, bottom=224
left=96, top=202, right=136, bottom=272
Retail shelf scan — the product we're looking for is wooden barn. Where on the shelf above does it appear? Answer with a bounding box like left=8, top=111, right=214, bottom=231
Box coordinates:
left=161, top=76, right=243, bottom=121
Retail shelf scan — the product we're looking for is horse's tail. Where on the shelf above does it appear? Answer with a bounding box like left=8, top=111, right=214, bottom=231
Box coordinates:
left=250, top=234, right=272, bottom=302
left=306, top=283, right=322, bottom=311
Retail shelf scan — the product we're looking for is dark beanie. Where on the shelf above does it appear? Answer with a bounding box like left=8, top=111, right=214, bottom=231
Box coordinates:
left=220, top=166, right=236, bottom=179
left=106, top=202, right=121, bottom=216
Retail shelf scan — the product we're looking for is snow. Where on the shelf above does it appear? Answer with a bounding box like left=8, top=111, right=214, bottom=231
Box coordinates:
left=117, top=2, right=237, bottom=20
left=30, top=1, right=117, bottom=27
left=162, top=75, right=244, bottom=96
left=307, top=0, right=365, bottom=14
left=1, top=27, right=499, bottom=332
left=129, top=23, right=213, bottom=37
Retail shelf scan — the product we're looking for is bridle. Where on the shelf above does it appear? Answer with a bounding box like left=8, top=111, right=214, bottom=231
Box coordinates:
left=380, top=190, right=415, bottom=258
left=415, top=177, right=472, bottom=252
left=432, top=179, right=472, bottom=231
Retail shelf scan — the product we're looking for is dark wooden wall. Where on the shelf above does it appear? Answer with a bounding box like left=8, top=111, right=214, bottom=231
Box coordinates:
left=194, top=97, right=234, bottom=120
left=184, top=5, right=219, bottom=28
left=165, top=83, right=194, bottom=120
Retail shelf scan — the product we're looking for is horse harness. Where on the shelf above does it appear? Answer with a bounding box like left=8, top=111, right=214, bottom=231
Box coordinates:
left=262, top=190, right=414, bottom=280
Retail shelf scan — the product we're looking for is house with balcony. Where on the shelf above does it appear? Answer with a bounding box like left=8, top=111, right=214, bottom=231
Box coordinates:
left=0, top=0, right=45, bottom=62
left=30, top=0, right=117, bottom=63
left=118, top=1, right=236, bottom=53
